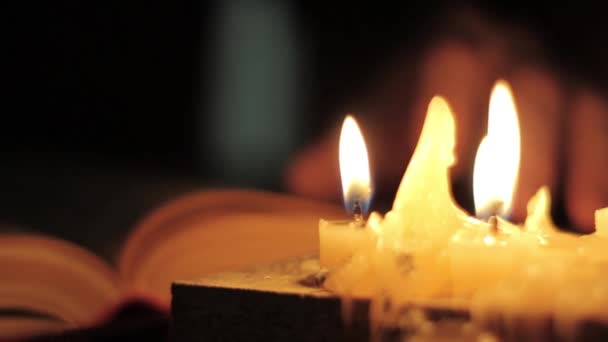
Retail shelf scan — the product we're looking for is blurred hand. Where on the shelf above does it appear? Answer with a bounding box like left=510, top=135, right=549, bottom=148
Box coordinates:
left=284, top=10, right=608, bottom=232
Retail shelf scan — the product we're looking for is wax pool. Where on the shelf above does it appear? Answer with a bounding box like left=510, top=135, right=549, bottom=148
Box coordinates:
left=318, top=220, right=371, bottom=270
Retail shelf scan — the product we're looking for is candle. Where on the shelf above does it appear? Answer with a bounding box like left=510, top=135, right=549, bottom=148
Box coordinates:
left=319, top=79, right=608, bottom=338
left=318, top=115, right=373, bottom=271
left=324, top=95, right=483, bottom=299
left=449, top=80, right=530, bottom=297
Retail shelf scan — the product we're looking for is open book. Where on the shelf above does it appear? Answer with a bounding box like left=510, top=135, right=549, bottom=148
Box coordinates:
left=0, top=189, right=345, bottom=339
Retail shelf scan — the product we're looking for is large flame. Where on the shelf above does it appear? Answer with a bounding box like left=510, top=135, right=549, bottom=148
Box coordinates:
left=339, top=115, right=372, bottom=214
left=473, top=80, right=521, bottom=219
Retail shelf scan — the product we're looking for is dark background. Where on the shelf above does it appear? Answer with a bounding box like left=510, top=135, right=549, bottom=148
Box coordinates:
left=4, top=2, right=608, bottom=258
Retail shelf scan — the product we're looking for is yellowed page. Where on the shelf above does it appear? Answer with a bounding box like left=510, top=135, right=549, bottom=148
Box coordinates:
left=118, top=189, right=345, bottom=305
left=0, top=234, right=122, bottom=339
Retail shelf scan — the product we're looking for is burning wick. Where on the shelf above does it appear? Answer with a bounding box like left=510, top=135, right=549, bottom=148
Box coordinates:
left=339, top=114, right=371, bottom=228
left=477, top=200, right=504, bottom=232
left=473, top=81, right=521, bottom=235
left=487, top=215, right=498, bottom=233
left=352, top=199, right=364, bottom=226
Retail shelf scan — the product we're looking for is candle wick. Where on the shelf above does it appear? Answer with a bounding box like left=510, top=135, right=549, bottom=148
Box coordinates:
left=483, top=201, right=503, bottom=233
left=477, top=200, right=504, bottom=222
left=353, top=200, right=364, bottom=226
left=488, top=215, right=498, bottom=233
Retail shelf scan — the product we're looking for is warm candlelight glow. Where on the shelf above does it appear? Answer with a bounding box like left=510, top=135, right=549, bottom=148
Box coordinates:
left=322, top=84, right=608, bottom=340
left=473, top=80, right=521, bottom=219
left=339, top=115, right=372, bottom=214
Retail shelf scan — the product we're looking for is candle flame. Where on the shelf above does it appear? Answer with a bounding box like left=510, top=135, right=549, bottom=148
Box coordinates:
left=473, top=80, right=521, bottom=219
left=339, top=115, right=372, bottom=214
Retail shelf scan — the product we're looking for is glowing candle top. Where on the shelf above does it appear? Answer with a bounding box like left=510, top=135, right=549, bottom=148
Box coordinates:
left=339, top=115, right=372, bottom=215
left=473, top=80, right=521, bottom=220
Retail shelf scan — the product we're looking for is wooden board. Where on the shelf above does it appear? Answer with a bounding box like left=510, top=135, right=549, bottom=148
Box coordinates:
left=171, top=257, right=471, bottom=341
left=171, top=257, right=608, bottom=341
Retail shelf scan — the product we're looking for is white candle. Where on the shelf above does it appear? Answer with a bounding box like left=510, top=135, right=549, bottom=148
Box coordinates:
left=449, top=80, right=529, bottom=298
left=318, top=115, right=373, bottom=272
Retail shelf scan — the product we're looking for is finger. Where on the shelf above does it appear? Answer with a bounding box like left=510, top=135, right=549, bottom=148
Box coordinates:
left=566, top=89, right=608, bottom=232
left=508, top=66, right=564, bottom=222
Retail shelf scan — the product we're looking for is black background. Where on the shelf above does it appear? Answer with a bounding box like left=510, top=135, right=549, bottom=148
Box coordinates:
left=4, top=1, right=608, bottom=256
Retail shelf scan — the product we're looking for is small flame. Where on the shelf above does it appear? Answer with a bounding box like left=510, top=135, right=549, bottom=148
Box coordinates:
left=473, top=80, right=521, bottom=219
left=339, top=115, right=372, bottom=214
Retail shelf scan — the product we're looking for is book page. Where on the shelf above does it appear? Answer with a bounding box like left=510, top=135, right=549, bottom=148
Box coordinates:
left=0, top=234, right=122, bottom=339
left=118, top=189, right=346, bottom=305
